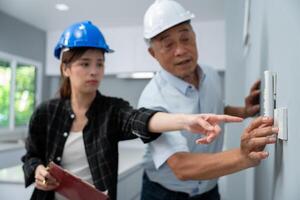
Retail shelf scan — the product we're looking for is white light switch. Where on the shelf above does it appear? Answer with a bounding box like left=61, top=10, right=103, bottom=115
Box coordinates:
left=263, top=71, right=277, bottom=117
left=274, top=107, right=288, bottom=141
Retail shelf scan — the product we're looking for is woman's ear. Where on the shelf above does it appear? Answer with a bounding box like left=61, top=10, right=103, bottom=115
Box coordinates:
left=62, top=63, right=70, bottom=77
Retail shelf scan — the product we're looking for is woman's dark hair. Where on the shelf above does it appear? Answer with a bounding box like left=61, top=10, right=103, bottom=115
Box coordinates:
left=58, top=48, right=89, bottom=98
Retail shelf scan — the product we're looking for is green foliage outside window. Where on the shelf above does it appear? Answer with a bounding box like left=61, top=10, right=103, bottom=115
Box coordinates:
left=0, top=61, right=36, bottom=129
left=0, top=62, right=10, bottom=127
left=15, top=64, right=36, bottom=126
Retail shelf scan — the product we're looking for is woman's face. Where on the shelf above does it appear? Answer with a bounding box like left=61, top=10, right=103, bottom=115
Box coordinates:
left=63, top=49, right=104, bottom=95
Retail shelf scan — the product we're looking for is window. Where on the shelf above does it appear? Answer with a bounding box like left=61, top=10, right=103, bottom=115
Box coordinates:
left=0, top=51, right=42, bottom=140
left=15, top=64, right=37, bottom=126
left=0, top=61, right=10, bottom=127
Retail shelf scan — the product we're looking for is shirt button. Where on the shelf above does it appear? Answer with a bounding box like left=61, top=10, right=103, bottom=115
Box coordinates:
left=63, top=132, right=68, bottom=137
left=70, top=114, right=75, bottom=119
left=56, top=157, right=61, bottom=161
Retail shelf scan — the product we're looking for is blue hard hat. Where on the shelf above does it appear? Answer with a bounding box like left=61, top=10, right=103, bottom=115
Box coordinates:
left=54, top=21, right=114, bottom=59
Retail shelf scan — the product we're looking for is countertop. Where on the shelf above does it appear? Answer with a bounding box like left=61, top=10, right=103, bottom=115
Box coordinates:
left=0, top=139, right=146, bottom=184
left=0, top=141, right=24, bottom=152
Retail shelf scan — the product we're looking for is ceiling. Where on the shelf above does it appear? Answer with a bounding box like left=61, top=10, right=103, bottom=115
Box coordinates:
left=0, top=0, right=224, bottom=31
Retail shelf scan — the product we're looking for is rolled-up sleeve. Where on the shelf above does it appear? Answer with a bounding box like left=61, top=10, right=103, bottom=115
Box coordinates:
left=115, top=100, right=161, bottom=143
left=130, top=107, right=161, bottom=143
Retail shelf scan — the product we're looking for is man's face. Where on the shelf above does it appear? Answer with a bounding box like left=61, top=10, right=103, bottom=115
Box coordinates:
left=149, top=22, right=198, bottom=79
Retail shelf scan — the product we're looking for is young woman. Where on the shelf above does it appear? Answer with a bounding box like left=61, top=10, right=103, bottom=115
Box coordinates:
left=21, top=21, right=242, bottom=200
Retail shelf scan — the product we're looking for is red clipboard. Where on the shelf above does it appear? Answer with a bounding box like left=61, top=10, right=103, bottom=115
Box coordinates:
left=48, top=162, right=109, bottom=200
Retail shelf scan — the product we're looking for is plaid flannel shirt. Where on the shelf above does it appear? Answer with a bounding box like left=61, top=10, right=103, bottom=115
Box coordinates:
left=21, top=91, right=160, bottom=200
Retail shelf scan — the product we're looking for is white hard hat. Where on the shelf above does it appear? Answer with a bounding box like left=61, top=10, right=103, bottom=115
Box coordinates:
left=143, top=0, right=195, bottom=39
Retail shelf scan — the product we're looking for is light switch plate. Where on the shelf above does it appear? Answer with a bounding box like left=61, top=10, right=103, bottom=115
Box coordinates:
left=263, top=70, right=277, bottom=117
left=274, top=107, right=288, bottom=141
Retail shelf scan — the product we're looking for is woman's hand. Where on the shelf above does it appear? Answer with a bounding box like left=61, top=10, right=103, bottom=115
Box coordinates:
left=35, top=164, right=59, bottom=191
left=183, top=114, right=243, bottom=144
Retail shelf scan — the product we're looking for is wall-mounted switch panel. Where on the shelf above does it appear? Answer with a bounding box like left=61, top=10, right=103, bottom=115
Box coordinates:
left=274, top=107, right=288, bottom=141
left=263, top=70, right=277, bottom=117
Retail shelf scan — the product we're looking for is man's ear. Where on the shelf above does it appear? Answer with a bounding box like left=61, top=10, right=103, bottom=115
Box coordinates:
left=148, top=47, right=156, bottom=59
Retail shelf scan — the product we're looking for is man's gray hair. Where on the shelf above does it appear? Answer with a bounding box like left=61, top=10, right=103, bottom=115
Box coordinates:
left=144, top=38, right=151, bottom=47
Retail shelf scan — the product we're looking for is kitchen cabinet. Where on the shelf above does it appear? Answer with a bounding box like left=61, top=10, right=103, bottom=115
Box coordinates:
left=46, top=20, right=225, bottom=76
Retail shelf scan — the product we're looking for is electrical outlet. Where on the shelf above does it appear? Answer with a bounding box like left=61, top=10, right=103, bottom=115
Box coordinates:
left=274, top=107, right=288, bottom=141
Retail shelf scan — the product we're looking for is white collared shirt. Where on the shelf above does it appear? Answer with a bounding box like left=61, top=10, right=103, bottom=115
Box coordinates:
left=138, top=64, right=224, bottom=196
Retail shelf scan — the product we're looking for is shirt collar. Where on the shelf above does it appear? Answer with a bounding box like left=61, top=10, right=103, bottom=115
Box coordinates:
left=64, top=97, right=74, bottom=116
left=160, top=65, right=206, bottom=95
left=86, top=91, right=102, bottom=117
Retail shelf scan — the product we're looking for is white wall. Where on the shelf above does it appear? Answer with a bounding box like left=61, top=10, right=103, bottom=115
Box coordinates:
left=253, top=0, right=300, bottom=199
left=225, top=0, right=300, bottom=199
left=223, top=1, right=249, bottom=199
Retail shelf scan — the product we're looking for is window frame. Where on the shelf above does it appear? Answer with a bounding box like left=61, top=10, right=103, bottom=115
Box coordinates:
left=0, top=51, right=42, bottom=141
